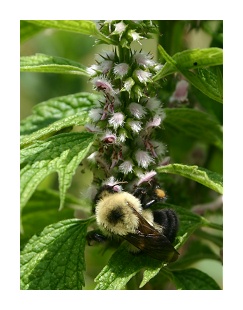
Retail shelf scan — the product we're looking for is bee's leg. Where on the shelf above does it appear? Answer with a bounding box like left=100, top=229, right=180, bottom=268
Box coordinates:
left=153, top=209, right=179, bottom=243
left=86, top=230, right=107, bottom=246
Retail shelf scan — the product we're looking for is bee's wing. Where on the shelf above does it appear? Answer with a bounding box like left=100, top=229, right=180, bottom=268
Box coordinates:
left=123, top=208, right=179, bottom=262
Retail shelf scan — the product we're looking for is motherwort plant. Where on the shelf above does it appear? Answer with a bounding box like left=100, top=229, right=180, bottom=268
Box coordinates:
left=85, top=20, right=167, bottom=187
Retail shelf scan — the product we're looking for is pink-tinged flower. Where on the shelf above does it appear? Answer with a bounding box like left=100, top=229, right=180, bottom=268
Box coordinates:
left=86, top=151, right=98, bottom=163
left=119, top=160, right=133, bottom=174
left=145, top=97, right=162, bottom=111
left=91, top=76, right=116, bottom=95
left=85, top=123, right=101, bottom=133
left=151, top=140, right=167, bottom=156
left=159, top=156, right=171, bottom=166
left=89, top=108, right=103, bottom=122
left=103, top=176, right=123, bottom=192
left=145, top=116, right=162, bottom=129
left=112, top=21, right=127, bottom=39
left=133, top=52, right=155, bottom=68
left=134, top=69, right=152, bottom=84
left=101, top=131, right=117, bottom=144
left=128, top=102, right=146, bottom=119
left=135, top=150, right=154, bottom=168
left=108, top=112, right=125, bottom=130
left=145, top=140, right=167, bottom=158
left=113, top=63, right=129, bottom=78
left=127, top=120, right=142, bottom=134
left=97, top=50, right=115, bottom=61
left=136, top=170, right=157, bottom=185
left=170, top=80, right=189, bottom=102
left=99, top=60, right=113, bottom=74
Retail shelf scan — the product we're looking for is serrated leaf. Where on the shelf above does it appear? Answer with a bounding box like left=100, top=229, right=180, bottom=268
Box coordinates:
left=20, top=219, right=90, bottom=290
left=20, top=20, right=43, bottom=43
left=27, top=20, right=116, bottom=44
left=157, top=164, right=223, bottom=194
left=20, top=53, right=88, bottom=75
left=156, top=45, right=223, bottom=103
left=20, top=132, right=96, bottom=211
left=20, top=92, right=100, bottom=146
left=163, top=108, right=223, bottom=149
left=94, top=244, right=162, bottom=290
left=182, top=67, right=223, bottom=103
left=154, top=47, right=223, bottom=79
left=170, top=268, right=221, bottom=289
left=21, top=189, right=90, bottom=245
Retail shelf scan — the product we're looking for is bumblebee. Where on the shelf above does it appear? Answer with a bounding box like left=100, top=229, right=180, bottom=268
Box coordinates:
left=87, top=180, right=179, bottom=262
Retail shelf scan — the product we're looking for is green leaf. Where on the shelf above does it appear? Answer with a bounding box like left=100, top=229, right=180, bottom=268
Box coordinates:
left=20, top=132, right=96, bottom=211
left=94, top=244, right=162, bottom=290
left=171, top=241, right=221, bottom=270
left=20, top=92, right=100, bottom=146
left=169, top=268, right=221, bottom=289
left=154, top=47, right=223, bottom=79
left=157, top=164, right=223, bottom=194
left=156, top=45, right=223, bottom=103
left=163, top=108, right=223, bottom=149
left=20, top=219, right=90, bottom=290
left=27, top=20, right=116, bottom=44
left=20, top=53, right=88, bottom=75
left=20, top=20, right=43, bottom=43
left=21, top=189, right=90, bottom=245
left=182, top=67, right=223, bottom=103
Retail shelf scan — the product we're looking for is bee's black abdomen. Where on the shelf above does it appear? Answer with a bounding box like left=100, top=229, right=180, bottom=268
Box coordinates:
left=153, top=209, right=179, bottom=243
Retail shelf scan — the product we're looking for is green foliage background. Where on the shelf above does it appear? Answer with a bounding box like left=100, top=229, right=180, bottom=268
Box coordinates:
left=20, top=20, right=223, bottom=290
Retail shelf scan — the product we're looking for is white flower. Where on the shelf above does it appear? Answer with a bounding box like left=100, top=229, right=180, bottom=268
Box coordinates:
left=117, top=129, right=127, bottom=143
left=133, top=52, right=155, bottom=68
left=112, top=21, right=127, bottom=39
left=127, top=120, right=142, bottom=134
left=154, top=63, right=163, bottom=71
left=114, top=21, right=127, bottom=33
left=135, top=69, right=152, bottom=84
left=145, top=97, right=163, bottom=111
left=89, top=108, right=103, bottom=122
left=150, top=140, right=167, bottom=156
left=86, top=64, right=100, bottom=76
left=135, top=150, right=154, bottom=168
left=85, top=123, right=101, bottom=132
left=122, top=77, right=135, bottom=93
left=170, top=80, right=189, bottom=102
left=128, top=102, right=146, bottom=119
left=119, top=160, right=133, bottom=174
left=99, top=60, right=113, bottom=74
left=113, top=63, right=129, bottom=78
left=108, top=112, right=125, bottom=130
left=145, top=116, right=162, bottom=129
left=128, top=30, right=144, bottom=44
